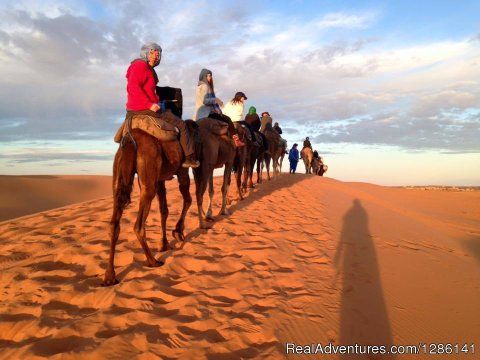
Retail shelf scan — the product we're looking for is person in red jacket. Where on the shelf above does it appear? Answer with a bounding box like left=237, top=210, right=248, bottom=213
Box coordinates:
left=125, top=42, right=199, bottom=168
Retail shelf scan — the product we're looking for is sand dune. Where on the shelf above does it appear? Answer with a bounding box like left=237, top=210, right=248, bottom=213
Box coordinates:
left=0, top=174, right=479, bottom=359
left=0, top=175, right=112, bottom=222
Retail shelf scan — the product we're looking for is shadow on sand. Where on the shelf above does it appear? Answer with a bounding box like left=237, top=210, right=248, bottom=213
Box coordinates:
left=334, top=199, right=396, bottom=359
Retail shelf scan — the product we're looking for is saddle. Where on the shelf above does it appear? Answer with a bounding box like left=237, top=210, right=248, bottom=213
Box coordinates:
left=114, top=114, right=178, bottom=144
left=196, top=117, right=229, bottom=136
left=234, top=122, right=252, bottom=142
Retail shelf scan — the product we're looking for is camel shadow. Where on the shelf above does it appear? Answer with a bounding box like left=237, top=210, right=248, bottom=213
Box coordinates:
left=334, top=199, right=396, bottom=359
left=183, top=172, right=309, bottom=242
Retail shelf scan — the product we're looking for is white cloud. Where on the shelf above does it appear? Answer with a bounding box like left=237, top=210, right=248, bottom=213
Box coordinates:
left=315, top=12, right=378, bottom=29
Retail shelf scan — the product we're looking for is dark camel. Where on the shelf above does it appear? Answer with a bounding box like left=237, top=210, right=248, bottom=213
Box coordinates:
left=234, top=123, right=254, bottom=197
left=246, top=131, right=265, bottom=187
left=103, top=120, right=197, bottom=286
left=262, top=124, right=282, bottom=180
left=193, top=117, right=237, bottom=229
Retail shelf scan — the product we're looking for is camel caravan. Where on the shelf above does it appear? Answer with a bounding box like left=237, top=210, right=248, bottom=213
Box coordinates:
left=103, top=43, right=325, bottom=285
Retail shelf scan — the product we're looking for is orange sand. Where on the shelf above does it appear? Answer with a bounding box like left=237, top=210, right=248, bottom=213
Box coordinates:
left=0, top=175, right=112, bottom=221
left=0, top=174, right=479, bottom=359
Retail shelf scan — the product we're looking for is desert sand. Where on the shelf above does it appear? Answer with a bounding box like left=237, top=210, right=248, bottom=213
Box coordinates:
left=0, top=175, right=112, bottom=222
left=0, top=174, right=479, bottom=359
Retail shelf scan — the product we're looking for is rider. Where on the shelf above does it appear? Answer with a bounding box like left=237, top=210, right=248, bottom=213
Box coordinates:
left=273, top=122, right=283, bottom=134
left=303, top=136, right=312, bottom=149
left=222, top=92, right=248, bottom=146
left=245, top=106, right=269, bottom=152
left=126, top=42, right=199, bottom=168
left=193, top=69, right=244, bottom=147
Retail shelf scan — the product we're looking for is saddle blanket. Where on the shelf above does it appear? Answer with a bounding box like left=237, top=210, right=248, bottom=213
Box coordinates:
left=196, top=117, right=229, bottom=136
left=114, top=114, right=178, bottom=143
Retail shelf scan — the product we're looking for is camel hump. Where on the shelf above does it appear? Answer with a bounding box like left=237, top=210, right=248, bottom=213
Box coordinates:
left=196, top=117, right=229, bottom=136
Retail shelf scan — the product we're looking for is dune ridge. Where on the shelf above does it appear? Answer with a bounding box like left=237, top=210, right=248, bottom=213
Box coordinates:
left=0, top=174, right=479, bottom=359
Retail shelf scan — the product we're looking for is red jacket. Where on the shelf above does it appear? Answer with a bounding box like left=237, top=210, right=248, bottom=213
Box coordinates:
left=126, top=59, right=159, bottom=111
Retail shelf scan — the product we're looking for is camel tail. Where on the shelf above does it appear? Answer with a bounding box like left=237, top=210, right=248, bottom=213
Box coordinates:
left=112, top=144, right=136, bottom=209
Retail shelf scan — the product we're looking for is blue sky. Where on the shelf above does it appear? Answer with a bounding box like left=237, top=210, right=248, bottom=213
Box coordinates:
left=0, top=0, right=479, bottom=185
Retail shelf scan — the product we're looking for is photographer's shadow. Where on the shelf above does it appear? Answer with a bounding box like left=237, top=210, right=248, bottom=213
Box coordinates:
left=334, top=199, right=396, bottom=359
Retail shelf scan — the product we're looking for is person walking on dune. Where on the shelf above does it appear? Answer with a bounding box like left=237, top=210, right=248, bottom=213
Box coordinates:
left=289, top=143, right=300, bottom=173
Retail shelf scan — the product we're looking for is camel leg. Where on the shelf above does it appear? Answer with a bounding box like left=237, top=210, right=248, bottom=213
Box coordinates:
left=265, top=156, right=271, bottom=181
left=135, top=181, right=163, bottom=267
left=273, top=156, right=279, bottom=176
left=206, top=173, right=215, bottom=220
left=104, top=199, right=123, bottom=286
left=242, top=154, right=250, bottom=192
left=219, top=162, right=232, bottom=216
left=194, top=167, right=211, bottom=229
left=173, top=168, right=191, bottom=242
left=103, top=146, right=135, bottom=286
left=235, top=158, right=245, bottom=201
left=248, top=154, right=256, bottom=188
left=156, top=180, right=171, bottom=252
left=257, top=155, right=263, bottom=184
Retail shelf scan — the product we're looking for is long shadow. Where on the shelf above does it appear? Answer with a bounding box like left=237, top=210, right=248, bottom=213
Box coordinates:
left=461, top=235, right=480, bottom=264
left=334, top=199, right=395, bottom=359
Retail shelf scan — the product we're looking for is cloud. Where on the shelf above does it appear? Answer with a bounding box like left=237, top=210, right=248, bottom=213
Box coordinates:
left=0, top=0, right=479, bottom=157
left=315, top=12, right=377, bottom=29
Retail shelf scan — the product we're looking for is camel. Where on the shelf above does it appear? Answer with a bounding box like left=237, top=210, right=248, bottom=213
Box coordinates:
left=245, top=131, right=265, bottom=187
left=261, top=124, right=282, bottom=180
left=233, top=123, right=253, bottom=198
left=103, top=119, right=197, bottom=286
left=193, top=117, right=237, bottom=229
left=315, top=157, right=328, bottom=176
left=301, top=147, right=314, bottom=174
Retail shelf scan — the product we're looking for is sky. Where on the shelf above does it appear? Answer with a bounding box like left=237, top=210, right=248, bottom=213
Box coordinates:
left=0, top=0, right=479, bottom=185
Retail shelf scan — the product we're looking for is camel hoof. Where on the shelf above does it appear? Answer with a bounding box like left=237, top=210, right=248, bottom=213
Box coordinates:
left=200, top=222, right=213, bottom=229
left=205, top=216, right=215, bottom=222
left=160, top=243, right=173, bottom=252
left=147, top=259, right=164, bottom=268
left=219, top=209, right=230, bottom=216
left=102, top=271, right=119, bottom=286
left=172, top=230, right=185, bottom=242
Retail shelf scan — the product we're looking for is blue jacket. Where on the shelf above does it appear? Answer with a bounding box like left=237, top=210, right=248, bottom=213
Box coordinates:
left=289, top=147, right=299, bottom=162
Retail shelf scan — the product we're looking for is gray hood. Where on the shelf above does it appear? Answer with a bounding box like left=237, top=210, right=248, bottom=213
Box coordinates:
left=198, top=68, right=212, bottom=85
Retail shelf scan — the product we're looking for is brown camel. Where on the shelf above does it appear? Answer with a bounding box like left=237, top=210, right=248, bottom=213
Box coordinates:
left=193, top=117, right=237, bottom=229
left=103, top=119, right=197, bottom=286
left=311, top=156, right=327, bottom=176
left=301, top=147, right=314, bottom=174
